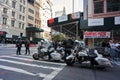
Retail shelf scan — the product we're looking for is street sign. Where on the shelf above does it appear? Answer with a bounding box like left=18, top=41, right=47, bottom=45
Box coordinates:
left=84, top=31, right=110, bottom=38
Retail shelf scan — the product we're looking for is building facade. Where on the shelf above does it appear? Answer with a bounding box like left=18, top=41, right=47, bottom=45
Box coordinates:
left=41, top=0, right=52, bottom=40
left=34, top=0, right=42, bottom=38
left=0, top=0, right=27, bottom=39
left=0, top=0, right=53, bottom=43
left=82, top=0, right=120, bottom=47
left=26, top=0, right=35, bottom=27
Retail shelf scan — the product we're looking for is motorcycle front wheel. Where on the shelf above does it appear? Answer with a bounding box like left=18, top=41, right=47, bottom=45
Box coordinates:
left=65, top=58, right=75, bottom=66
left=33, top=53, right=39, bottom=60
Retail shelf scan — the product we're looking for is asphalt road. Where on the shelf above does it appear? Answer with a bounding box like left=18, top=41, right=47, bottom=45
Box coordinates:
left=0, top=47, right=120, bottom=80
left=53, top=64, right=120, bottom=80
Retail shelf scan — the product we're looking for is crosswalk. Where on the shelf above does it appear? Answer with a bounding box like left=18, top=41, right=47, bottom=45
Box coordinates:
left=0, top=55, right=66, bottom=80
left=111, top=60, right=120, bottom=66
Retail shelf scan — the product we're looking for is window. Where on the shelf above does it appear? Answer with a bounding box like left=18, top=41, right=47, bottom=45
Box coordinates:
left=12, top=11, right=15, bottom=17
left=22, top=16, right=25, bottom=21
left=94, top=0, right=104, bottom=14
left=3, top=8, right=8, bottom=14
left=12, top=1, right=16, bottom=8
left=28, top=0, right=34, bottom=5
left=19, top=23, right=21, bottom=28
left=19, top=5, right=22, bottom=12
left=23, top=7, right=25, bottom=13
left=11, top=20, right=15, bottom=27
left=28, top=8, right=34, bottom=14
left=3, top=17, right=7, bottom=25
left=28, top=15, right=34, bottom=20
left=3, top=0, right=8, bottom=4
left=28, top=23, right=33, bottom=27
left=22, top=24, right=24, bottom=29
left=23, top=0, right=25, bottom=5
left=20, top=0, right=22, bottom=3
left=107, top=0, right=120, bottom=12
left=19, top=15, right=22, bottom=20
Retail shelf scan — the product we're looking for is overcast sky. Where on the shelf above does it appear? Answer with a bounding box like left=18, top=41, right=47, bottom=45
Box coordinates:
left=52, top=0, right=83, bottom=15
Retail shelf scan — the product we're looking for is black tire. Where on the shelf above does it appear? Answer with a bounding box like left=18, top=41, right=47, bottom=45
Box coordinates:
left=33, top=53, right=39, bottom=60
left=97, top=67, right=105, bottom=70
left=65, top=58, right=75, bottom=66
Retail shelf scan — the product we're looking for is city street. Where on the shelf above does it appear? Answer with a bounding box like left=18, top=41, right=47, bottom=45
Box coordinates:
left=0, top=46, right=65, bottom=80
left=0, top=0, right=120, bottom=80
left=0, top=47, right=120, bottom=80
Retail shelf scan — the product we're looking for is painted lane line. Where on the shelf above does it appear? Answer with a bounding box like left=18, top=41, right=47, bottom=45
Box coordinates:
left=0, top=59, right=63, bottom=70
left=43, top=69, right=62, bottom=80
left=114, top=61, right=120, bottom=66
left=0, top=65, right=47, bottom=77
left=0, top=65, right=36, bottom=76
left=15, top=55, right=66, bottom=65
left=1, top=55, right=66, bottom=66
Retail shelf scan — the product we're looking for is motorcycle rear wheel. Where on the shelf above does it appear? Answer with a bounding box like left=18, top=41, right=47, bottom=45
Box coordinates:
left=65, top=59, right=75, bottom=66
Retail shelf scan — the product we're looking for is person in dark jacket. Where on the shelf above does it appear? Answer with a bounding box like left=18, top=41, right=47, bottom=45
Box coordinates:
left=24, top=38, right=30, bottom=55
left=62, top=36, right=74, bottom=60
left=16, top=37, right=22, bottom=55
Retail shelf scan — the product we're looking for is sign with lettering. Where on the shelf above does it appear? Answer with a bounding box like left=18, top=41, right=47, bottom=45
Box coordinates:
left=84, top=31, right=110, bottom=38
left=71, top=12, right=80, bottom=19
left=115, top=16, right=120, bottom=25
left=88, top=18, right=104, bottom=26
left=58, top=15, right=68, bottom=22
left=0, top=31, right=3, bottom=35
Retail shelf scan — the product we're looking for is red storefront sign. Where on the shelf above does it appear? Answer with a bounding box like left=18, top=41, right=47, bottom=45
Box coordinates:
left=0, top=31, right=3, bottom=35
left=48, top=18, right=54, bottom=25
left=84, top=31, right=110, bottom=38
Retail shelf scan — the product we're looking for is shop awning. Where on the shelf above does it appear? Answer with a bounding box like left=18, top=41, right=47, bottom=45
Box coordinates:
left=33, top=38, right=44, bottom=42
left=21, top=36, right=27, bottom=40
left=0, top=31, right=7, bottom=38
left=26, top=27, right=44, bottom=32
left=12, top=35, right=18, bottom=39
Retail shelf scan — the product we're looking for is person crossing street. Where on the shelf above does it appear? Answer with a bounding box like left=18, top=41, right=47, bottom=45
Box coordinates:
left=24, top=38, right=30, bottom=55
left=16, top=37, right=22, bottom=55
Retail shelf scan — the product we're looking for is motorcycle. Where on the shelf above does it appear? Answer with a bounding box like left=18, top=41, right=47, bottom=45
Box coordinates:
left=65, top=41, right=112, bottom=68
left=33, top=45, right=65, bottom=61
left=32, top=45, right=50, bottom=60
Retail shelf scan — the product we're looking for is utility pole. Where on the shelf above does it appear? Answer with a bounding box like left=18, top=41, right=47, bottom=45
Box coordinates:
left=72, top=0, right=74, bottom=13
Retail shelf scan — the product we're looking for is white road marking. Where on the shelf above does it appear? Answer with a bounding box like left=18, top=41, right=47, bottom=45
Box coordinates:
left=43, top=69, right=62, bottom=80
left=0, top=59, right=63, bottom=70
left=114, top=61, right=120, bottom=66
left=0, top=65, right=36, bottom=76
left=0, top=55, right=65, bottom=79
left=1, top=55, right=66, bottom=66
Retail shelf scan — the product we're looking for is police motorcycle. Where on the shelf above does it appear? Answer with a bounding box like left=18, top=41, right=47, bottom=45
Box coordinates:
left=33, top=43, right=65, bottom=61
left=50, top=46, right=65, bottom=61
left=65, top=40, right=112, bottom=68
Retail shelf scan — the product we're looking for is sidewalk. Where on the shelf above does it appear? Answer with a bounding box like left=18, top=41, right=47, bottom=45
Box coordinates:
left=0, top=44, right=16, bottom=48
left=0, top=44, right=38, bottom=48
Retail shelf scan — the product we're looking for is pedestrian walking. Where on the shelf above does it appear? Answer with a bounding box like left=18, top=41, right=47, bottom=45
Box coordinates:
left=104, top=43, right=111, bottom=58
left=24, top=38, right=30, bottom=55
left=109, top=40, right=118, bottom=60
left=16, top=37, right=22, bottom=55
